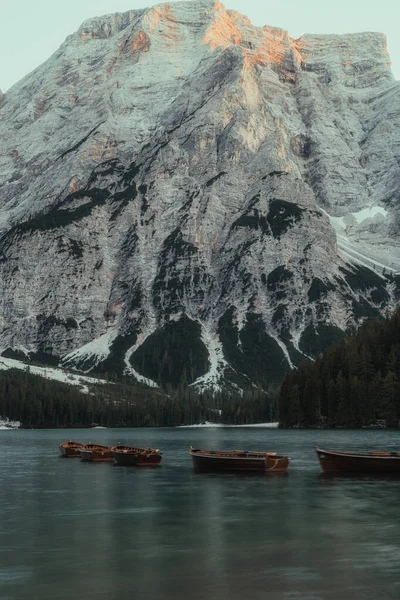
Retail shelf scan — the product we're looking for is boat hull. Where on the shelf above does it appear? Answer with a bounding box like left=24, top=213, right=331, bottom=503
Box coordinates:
left=59, top=442, right=83, bottom=458
left=79, top=446, right=113, bottom=462
left=112, top=451, right=139, bottom=466
left=316, top=447, right=400, bottom=474
left=111, top=446, right=162, bottom=467
left=90, top=450, right=114, bottom=462
left=190, top=449, right=289, bottom=473
left=136, top=453, right=162, bottom=467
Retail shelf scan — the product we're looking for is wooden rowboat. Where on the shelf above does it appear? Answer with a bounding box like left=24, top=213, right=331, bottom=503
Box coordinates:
left=59, top=441, right=84, bottom=458
left=315, top=447, right=400, bottom=474
left=79, top=444, right=113, bottom=462
left=111, top=445, right=162, bottom=467
left=189, top=447, right=289, bottom=473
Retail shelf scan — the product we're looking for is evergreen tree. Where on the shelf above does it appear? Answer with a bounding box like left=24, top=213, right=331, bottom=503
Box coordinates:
left=278, top=308, right=400, bottom=428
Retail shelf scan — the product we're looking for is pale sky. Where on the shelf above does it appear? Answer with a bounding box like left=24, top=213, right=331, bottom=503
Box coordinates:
left=1, top=0, right=400, bottom=92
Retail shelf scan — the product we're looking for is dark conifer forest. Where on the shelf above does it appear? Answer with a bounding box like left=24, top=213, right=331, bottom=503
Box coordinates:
left=279, top=309, right=400, bottom=428
left=0, top=367, right=276, bottom=428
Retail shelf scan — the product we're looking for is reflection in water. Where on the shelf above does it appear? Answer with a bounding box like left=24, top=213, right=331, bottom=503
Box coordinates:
left=1, top=428, right=400, bottom=599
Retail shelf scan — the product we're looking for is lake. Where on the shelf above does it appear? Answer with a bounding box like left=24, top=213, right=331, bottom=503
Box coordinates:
left=1, top=427, right=400, bottom=600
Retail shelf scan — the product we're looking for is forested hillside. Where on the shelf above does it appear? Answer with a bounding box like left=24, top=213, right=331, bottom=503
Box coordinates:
left=0, top=368, right=276, bottom=428
left=279, top=309, right=400, bottom=428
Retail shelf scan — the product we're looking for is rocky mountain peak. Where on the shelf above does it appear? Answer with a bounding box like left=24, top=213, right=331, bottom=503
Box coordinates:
left=76, top=10, right=138, bottom=40
left=0, top=1, right=399, bottom=391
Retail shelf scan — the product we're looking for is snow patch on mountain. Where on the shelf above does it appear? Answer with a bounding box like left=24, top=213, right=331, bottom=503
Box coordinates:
left=292, top=330, right=313, bottom=361
left=62, top=330, right=118, bottom=371
left=0, top=356, right=109, bottom=394
left=329, top=206, right=388, bottom=233
left=269, top=333, right=295, bottom=370
left=191, top=327, right=228, bottom=392
left=323, top=206, right=400, bottom=274
left=124, top=334, right=159, bottom=388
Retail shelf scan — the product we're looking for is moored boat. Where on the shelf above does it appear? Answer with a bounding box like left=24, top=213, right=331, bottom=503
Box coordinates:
left=79, top=444, right=113, bottom=462
left=189, top=447, right=289, bottom=473
left=59, top=441, right=84, bottom=458
left=315, top=447, right=400, bottom=474
left=111, top=445, right=162, bottom=467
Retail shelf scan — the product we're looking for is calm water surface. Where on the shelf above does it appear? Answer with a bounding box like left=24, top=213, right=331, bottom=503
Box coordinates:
left=1, top=428, right=400, bottom=600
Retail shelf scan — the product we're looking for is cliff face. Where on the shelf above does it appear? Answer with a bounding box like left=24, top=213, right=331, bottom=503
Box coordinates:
left=0, top=0, right=399, bottom=389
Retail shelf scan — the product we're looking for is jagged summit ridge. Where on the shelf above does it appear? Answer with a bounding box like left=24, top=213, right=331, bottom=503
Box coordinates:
left=0, top=1, right=399, bottom=390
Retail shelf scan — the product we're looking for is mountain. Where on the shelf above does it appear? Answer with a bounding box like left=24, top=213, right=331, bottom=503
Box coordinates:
left=0, top=0, right=399, bottom=391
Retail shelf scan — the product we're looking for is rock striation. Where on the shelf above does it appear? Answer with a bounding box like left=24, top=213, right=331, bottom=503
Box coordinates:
left=0, top=0, right=399, bottom=389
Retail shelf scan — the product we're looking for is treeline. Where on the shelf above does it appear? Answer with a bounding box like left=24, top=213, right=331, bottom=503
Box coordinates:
left=0, top=368, right=277, bottom=428
left=279, top=308, right=400, bottom=428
